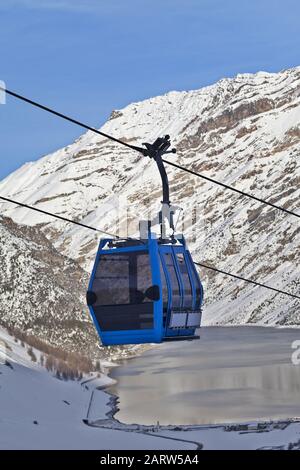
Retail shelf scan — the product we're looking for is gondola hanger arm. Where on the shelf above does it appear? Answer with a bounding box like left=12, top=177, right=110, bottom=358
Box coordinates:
left=139, top=136, right=177, bottom=239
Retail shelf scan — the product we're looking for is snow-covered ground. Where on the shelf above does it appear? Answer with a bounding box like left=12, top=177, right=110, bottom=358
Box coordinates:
left=0, top=327, right=191, bottom=450
left=148, top=423, right=300, bottom=450
left=1, top=325, right=300, bottom=450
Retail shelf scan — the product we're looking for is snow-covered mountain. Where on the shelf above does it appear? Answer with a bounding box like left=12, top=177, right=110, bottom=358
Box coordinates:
left=0, top=67, right=299, bottom=326
left=0, top=215, right=98, bottom=355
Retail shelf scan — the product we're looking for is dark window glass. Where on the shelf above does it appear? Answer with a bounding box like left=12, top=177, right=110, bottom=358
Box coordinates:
left=136, top=253, right=152, bottom=293
left=187, top=253, right=202, bottom=310
left=93, top=251, right=152, bottom=306
left=159, top=258, right=168, bottom=308
left=92, top=250, right=154, bottom=331
left=159, top=257, right=169, bottom=325
left=93, top=254, right=130, bottom=305
left=93, top=304, right=153, bottom=331
left=176, top=252, right=193, bottom=309
left=162, top=252, right=181, bottom=309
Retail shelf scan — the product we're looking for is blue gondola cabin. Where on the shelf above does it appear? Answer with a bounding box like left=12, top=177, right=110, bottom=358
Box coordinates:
left=87, top=234, right=204, bottom=345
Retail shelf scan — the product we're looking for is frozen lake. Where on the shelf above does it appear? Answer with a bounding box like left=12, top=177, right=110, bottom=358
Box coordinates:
left=108, top=326, right=300, bottom=425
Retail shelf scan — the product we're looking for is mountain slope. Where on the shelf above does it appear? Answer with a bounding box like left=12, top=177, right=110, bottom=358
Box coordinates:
left=0, top=67, right=299, bottom=325
left=0, top=215, right=99, bottom=355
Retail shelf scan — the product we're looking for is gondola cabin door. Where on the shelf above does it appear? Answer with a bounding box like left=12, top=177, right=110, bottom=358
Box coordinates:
left=159, top=244, right=202, bottom=339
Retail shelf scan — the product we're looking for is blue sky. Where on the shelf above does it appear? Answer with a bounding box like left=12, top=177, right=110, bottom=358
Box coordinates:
left=0, top=0, right=299, bottom=179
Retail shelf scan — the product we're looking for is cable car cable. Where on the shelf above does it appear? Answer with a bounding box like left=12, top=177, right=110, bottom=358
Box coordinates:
left=0, top=194, right=299, bottom=301
left=194, top=262, right=300, bottom=300
left=1, top=87, right=146, bottom=156
left=0, top=195, right=128, bottom=240
left=162, top=159, right=300, bottom=220
left=1, top=86, right=299, bottom=220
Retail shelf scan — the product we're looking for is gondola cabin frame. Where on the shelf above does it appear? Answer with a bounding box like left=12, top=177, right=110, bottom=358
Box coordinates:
left=87, top=233, right=203, bottom=345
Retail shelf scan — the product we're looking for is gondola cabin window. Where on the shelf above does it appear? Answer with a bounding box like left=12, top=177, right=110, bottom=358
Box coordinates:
left=91, top=250, right=154, bottom=331
left=176, top=252, right=193, bottom=309
left=94, top=251, right=152, bottom=306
